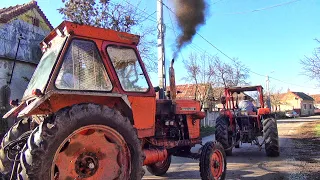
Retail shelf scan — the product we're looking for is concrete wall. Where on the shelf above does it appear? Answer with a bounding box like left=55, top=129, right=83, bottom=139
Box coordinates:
left=0, top=8, right=51, bottom=104
left=0, top=59, right=36, bottom=101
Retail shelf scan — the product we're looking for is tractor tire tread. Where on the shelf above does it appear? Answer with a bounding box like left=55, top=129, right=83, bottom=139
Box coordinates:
left=0, top=118, right=30, bottom=175
left=199, top=141, right=226, bottom=180
left=215, top=115, right=232, bottom=156
left=18, top=103, right=144, bottom=180
left=263, top=118, right=280, bottom=157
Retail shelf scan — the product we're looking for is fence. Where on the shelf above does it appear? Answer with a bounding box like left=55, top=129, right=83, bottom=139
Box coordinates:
left=201, top=111, right=220, bottom=127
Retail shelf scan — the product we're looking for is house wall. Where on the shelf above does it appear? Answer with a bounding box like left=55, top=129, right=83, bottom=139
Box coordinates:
left=0, top=8, right=51, bottom=107
left=279, top=93, right=314, bottom=116
left=280, top=93, right=302, bottom=111
left=300, top=100, right=314, bottom=116
left=0, top=59, right=36, bottom=101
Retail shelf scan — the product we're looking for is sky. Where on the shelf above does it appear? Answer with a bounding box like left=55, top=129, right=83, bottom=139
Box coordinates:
left=2, top=0, right=320, bottom=94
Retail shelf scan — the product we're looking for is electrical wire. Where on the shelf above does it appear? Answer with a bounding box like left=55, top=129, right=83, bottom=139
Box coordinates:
left=124, top=0, right=209, bottom=59
left=158, top=0, right=317, bottom=90
left=166, top=3, right=185, bottom=62
left=219, top=0, right=302, bottom=15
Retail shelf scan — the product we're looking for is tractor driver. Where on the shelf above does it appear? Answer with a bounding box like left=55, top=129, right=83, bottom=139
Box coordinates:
left=238, top=95, right=256, bottom=113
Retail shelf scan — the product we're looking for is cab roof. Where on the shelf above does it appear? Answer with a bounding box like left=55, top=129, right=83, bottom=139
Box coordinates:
left=226, top=85, right=263, bottom=93
left=42, top=21, right=140, bottom=46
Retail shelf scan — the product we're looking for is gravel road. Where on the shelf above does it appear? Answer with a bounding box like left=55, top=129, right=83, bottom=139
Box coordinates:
left=143, top=116, right=320, bottom=180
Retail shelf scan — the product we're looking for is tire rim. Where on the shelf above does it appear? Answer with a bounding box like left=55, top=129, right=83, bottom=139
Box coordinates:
left=210, top=149, right=224, bottom=179
left=51, top=125, right=131, bottom=180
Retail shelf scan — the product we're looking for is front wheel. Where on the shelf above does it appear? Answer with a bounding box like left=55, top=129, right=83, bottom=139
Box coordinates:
left=146, top=155, right=171, bottom=176
left=18, top=104, right=144, bottom=180
left=199, top=141, right=227, bottom=180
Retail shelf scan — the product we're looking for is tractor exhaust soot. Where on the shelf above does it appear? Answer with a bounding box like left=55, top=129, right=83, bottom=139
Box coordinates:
left=173, top=0, right=207, bottom=57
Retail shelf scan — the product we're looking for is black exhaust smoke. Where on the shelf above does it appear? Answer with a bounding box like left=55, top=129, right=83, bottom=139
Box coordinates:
left=173, top=0, right=207, bottom=57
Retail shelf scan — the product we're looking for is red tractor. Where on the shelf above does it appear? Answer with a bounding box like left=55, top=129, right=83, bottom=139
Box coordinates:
left=215, top=86, right=279, bottom=157
left=0, top=21, right=227, bottom=180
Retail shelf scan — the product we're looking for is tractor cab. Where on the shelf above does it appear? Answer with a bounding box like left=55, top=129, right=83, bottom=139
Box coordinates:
left=4, top=21, right=158, bottom=138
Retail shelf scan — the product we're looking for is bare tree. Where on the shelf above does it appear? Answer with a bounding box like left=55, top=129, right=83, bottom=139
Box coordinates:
left=182, top=53, right=215, bottom=105
left=214, top=57, right=249, bottom=87
left=58, top=0, right=156, bottom=71
left=270, top=87, right=283, bottom=111
left=301, top=39, right=320, bottom=83
left=183, top=52, right=249, bottom=105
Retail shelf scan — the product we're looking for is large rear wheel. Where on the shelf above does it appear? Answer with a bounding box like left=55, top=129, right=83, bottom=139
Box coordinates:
left=215, top=116, right=232, bottom=156
left=263, top=118, right=280, bottom=157
left=199, top=141, right=226, bottom=180
left=18, top=104, right=144, bottom=180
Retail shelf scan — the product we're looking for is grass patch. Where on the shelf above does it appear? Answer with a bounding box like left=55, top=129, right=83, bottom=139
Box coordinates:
left=200, top=126, right=215, bottom=138
left=315, top=124, right=320, bottom=137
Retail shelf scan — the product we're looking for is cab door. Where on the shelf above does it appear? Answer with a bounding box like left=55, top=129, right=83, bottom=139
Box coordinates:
left=102, top=42, right=156, bottom=138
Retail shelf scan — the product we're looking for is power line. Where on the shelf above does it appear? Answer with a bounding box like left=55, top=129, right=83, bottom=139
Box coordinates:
left=123, top=0, right=158, bottom=23
left=124, top=0, right=208, bottom=59
left=166, top=4, right=185, bottom=62
left=159, top=0, right=317, bottom=90
left=218, top=0, right=302, bottom=15
left=269, top=76, right=317, bottom=89
left=140, top=11, right=157, bottom=23
left=156, top=0, right=235, bottom=60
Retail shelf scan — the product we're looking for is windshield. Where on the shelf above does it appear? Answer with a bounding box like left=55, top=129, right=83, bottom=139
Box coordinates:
left=23, top=36, right=66, bottom=99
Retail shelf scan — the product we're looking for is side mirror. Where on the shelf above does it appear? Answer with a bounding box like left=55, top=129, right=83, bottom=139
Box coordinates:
left=220, top=96, right=226, bottom=105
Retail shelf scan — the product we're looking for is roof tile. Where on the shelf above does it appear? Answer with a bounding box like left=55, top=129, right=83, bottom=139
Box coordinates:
left=0, top=0, right=53, bottom=30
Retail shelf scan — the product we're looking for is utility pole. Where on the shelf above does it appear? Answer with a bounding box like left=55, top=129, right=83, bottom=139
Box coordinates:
left=266, top=75, right=271, bottom=110
left=157, top=0, right=166, bottom=99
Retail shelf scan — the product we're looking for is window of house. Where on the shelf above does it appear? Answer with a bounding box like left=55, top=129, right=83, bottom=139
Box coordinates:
left=309, top=104, right=312, bottom=109
left=32, top=17, right=40, bottom=27
left=55, top=39, right=112, bottom=91
left=303, top=104, right=307, bottom=110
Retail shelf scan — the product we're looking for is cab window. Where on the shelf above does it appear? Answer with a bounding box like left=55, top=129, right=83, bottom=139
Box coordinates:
left=55, top=39, right=112, bottom=91
left=107, top=46, right=149, bottom=92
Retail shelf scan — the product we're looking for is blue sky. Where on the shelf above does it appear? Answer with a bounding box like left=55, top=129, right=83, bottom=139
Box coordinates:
left=2, top=0, right=320, bottom=94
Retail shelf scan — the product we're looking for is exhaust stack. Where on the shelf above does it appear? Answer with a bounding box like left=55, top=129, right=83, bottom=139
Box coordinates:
left=169, top=59, right=176, bottom=104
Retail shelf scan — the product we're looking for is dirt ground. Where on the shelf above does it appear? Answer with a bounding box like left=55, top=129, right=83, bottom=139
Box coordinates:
left=143, top=116, right=320, bottom=180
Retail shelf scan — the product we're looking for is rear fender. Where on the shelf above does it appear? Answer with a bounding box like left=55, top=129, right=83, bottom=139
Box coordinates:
left=219, top=109, right=233, bottom=125
left=5, top=91, right=133, bottom=124
left=2, top=102, right=26, bottom=119
left=258, top=108, right=271, bottom=115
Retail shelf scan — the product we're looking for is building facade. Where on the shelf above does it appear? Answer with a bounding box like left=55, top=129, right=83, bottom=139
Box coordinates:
left=0, top=1, right=52, bottom=111
left=279, top=91, right=314, bottom=116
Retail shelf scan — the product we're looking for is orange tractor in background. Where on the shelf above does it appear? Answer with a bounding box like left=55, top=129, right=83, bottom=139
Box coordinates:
left=215, top=86, right=280, bottom=157
left=0, top=21, right=227, bottom=180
